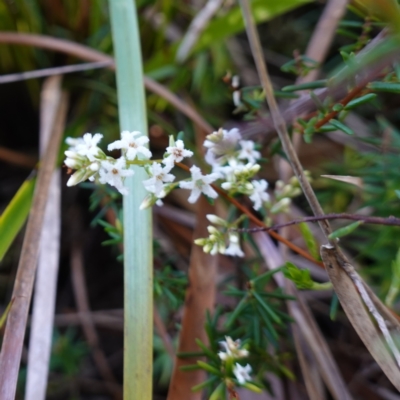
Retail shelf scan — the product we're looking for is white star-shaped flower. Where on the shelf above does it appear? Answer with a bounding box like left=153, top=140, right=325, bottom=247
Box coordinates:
left=233, top=363, right=252, bottom=385
left=218, top=336, right=249, bottom=361
left=238, top=140, right=261, bottom=164
left=143, top=162, right=175, bottom=197
left=65, top=136, right=85, bottom=151
left=204, top=128, right=242, bottom=166
left=224, top=233, right=244, bottom=257
left=75, top=133, right=103, bottom=161
left=249, top=179, right=270, bottom=211
left=98, top=157, right=134, bottom=195
left=163, top=140, right=193, bottom=167
left=179, top=165, right=220, bottom=203
left=108, top=131, right=152, bottom=160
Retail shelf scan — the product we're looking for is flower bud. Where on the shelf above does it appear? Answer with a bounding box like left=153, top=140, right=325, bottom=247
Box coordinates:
left=270, top=197, right=291, bottom=214
left=206, top=214, right=227, bottom=226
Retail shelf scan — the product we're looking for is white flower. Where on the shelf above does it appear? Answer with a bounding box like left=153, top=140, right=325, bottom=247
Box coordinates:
left=232, top=75, right=240, bottom=89
left=249, top=180, right=270, bottom=211
left=143, top=162, right=175, bottom=197
left=238, top=140, right=261, bottom=164
left=64, top=150, right=86, bottom=169
left=179, top=165, right=220, bottom=203
left=218, top=337, right=249, bottom=361
left=204, top=128, right=242, bottom=166
left=224, top=233, right=244, bottom=257
left=215, top=158, right=245, bottom=181
left=270, top=197, right=291, bottom=214
left=98, top=157, right=134, bottom=195
left=74, top=133, right=103, bottom=161
left=163, top=140, right=193, bottom=167
left=65, top=136, right=85, bottom=151
left=233, top=363, right=252, bottom=385
left=108, top=131, right=152, bottom=160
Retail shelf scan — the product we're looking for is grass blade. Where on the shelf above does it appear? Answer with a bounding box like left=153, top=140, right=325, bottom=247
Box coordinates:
left=108, top=1, right=153, bottom=398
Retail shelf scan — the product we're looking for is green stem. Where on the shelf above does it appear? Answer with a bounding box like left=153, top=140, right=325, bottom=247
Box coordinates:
left=109, top=1, right=153, bottom=399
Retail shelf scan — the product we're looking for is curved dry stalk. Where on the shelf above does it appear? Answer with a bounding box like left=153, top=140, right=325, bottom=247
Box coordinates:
left=0, top=61, right=111, bottom=84
left=0, top=92, right=68, bottom=400
left=0, top=32, right=213, bottom=134
left=321, top=246, right=400, bottom=390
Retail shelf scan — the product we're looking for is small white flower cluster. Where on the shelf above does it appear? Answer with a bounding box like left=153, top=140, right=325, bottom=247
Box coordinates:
left=64, top=131, right=223, bottom=206
left=218, top=336, right=252, bottom=385
left=65, top=128, right=301, bottom=259
left=194, top=214, right=245, bottom=257
left=64, top=128, right=266, bottom=212
left=204, top=127, right=269, bottom=211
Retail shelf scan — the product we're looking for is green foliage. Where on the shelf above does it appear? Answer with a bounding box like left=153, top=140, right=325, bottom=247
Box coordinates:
left=0, top=176, right=35, bottom=262
left=283, top=262, right=332, bottom=290
left=191, top=0, right=313, bottom=56
left=328, top=221, right=364, bottom=239
left=385, top=248, right=400, bottom=307
left=154, top=266, right=187, bottom=310
left=50, top=329, right=87, bottom=376
left=298, top=222, right=319, bottom=260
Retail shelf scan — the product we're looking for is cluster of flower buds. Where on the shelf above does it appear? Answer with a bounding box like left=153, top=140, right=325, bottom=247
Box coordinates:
left=218, top=336, right=252, bottom=385
left=194, top=214, right=245, bottom=258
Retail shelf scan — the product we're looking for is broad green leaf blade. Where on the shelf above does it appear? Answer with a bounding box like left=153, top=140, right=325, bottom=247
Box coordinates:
left=192, top=0, right=313, bottom=55
left=0, top=176, right=36, bottom=262
left=109, top=1, right=153, bottom=398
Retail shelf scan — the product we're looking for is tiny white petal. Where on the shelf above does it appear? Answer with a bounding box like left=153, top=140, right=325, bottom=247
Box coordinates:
left=233, top=363, right=252, bottom=385
left=108, top=131, right=151, bottom=160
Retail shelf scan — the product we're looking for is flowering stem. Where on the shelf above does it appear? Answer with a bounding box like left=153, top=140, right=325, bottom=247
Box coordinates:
left=126, top=159, right=163, bottom=166
left=176, top=163, right=323, bottom=267
left=109, top=1, right=153, bottom=398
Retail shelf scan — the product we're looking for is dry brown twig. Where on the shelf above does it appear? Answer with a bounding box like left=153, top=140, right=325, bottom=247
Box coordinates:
left=239, top=0, right=400, bottom=391
left=25, top=75, right=63, bottom=400
left=0, top=90, right=68, bottom=400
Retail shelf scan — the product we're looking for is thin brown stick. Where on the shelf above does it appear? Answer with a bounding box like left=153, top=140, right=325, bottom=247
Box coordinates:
left=0, top=61, right=111, bottom=84
left=235, top=213, right=400, bottom=233
left=0, top=146, right=37, bottom=168
left=0, top=94, right=68, bottom=400
left=70, top=215, right=122, bottom=400
left=0, top=32, right=213, bottom=134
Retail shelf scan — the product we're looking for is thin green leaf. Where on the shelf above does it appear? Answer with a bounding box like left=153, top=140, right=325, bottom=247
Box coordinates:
left=368, top=81, right=400, bottom=93
left=328, top=220, right=364, bottom=239
left=0, top=176, right=36, bottom=262
left=344, top=93, right=377, bottom=110
left=282, top=80, right=327, bottom=92
left=329, top=119, right=354, bottom=135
